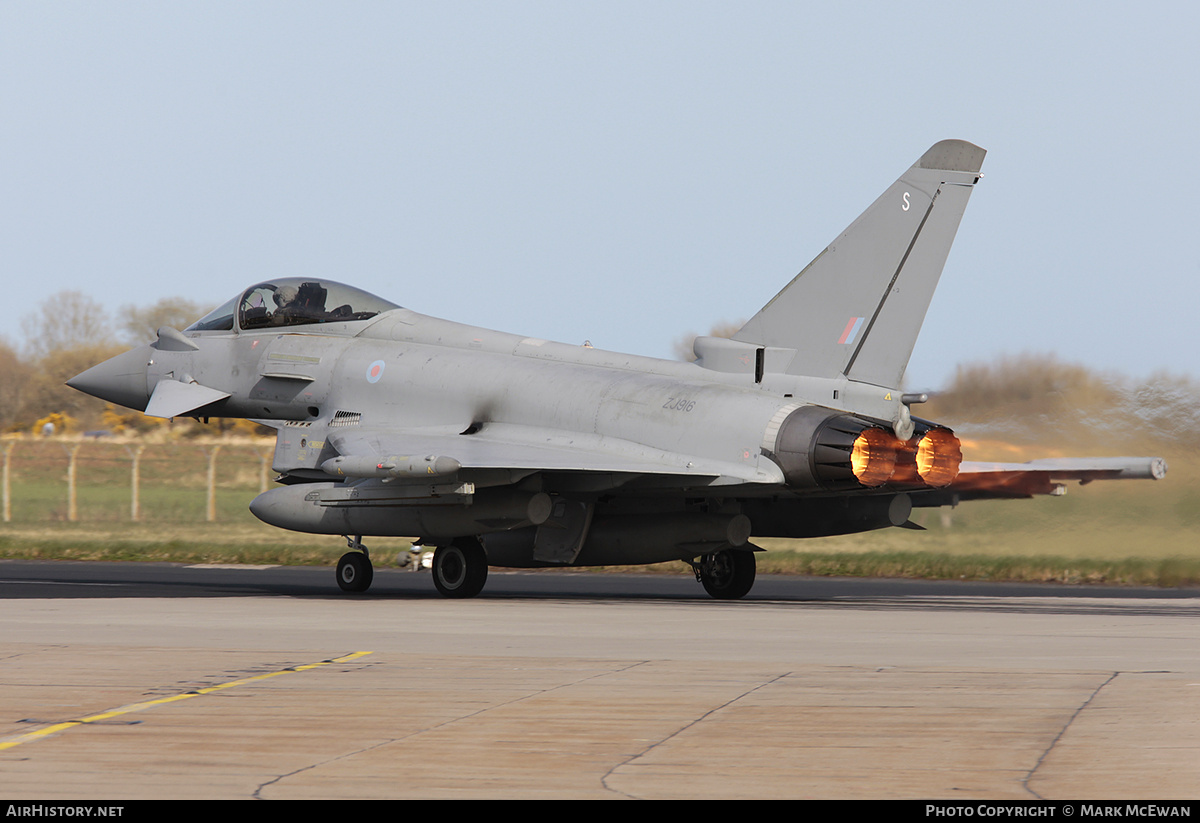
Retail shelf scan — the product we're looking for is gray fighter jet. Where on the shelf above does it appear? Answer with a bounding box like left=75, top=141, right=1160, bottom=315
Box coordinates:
left=68, top=140, right=1167, bottom=598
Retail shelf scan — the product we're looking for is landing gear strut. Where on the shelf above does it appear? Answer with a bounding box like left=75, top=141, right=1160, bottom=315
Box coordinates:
left=432, top=537, right=488, bottom=598
left=336, top=535, right=373, bottom=593
left=693, top=549, right=756, bottom=600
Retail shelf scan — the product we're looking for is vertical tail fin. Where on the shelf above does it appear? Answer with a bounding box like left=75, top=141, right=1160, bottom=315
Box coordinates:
left=732, top=140, right=986, bottom=387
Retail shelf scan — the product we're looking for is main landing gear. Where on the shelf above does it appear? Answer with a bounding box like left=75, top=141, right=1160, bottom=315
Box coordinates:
left=431, top=537, right=488, bottom=599
left=692, top=549, right=756, bottom=600
left=336, top=535, right=374, bottom=593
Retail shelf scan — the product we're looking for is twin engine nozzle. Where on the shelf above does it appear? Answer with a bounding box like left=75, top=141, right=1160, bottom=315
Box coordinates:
left=849, top=424, right=962, bottom=488
left=769, top=406, right=962, bottom=492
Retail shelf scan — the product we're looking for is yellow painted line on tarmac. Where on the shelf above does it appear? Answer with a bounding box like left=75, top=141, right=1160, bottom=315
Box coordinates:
left=0, top=651, right=373, bottom=752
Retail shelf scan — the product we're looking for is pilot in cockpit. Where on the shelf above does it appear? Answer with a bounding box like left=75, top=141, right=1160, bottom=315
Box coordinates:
left=186, top=278, right=399, bottom=333
left=272, top=282, right=328, bottom=324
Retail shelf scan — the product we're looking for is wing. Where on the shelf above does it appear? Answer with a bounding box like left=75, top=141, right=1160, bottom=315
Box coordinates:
left=928, top=456, right=1168, bottom=501
left=322, top=423, right=786, bottom=488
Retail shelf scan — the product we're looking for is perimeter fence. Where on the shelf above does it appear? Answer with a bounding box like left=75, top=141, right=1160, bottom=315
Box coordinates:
left=1, top=437, right=274, bottom=525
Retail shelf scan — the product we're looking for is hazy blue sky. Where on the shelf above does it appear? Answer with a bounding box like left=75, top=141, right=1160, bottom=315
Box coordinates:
left=3, top=2, right=1197, bottom=390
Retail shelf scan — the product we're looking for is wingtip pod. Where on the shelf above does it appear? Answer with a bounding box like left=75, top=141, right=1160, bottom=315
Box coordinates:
left=949, top=456, right=1168, bottom=500
left=1024, top=456, right=1169, bottom=481
left=917, top=140, right=987, bottom=175
left=1152, top=457, right=1169, bottom=480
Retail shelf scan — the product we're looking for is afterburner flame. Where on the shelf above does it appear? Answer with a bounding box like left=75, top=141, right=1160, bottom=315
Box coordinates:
left=851, top=428, right=898, bottom=486
left=916, top=428, right=962, bottom=487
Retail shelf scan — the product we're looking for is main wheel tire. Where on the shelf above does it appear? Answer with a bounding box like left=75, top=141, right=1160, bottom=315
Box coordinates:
left=699, top=549, right=756, bottom=600
left=432, top=539, right=488, bottom=598
left=336, top=551, right=373, bottom=593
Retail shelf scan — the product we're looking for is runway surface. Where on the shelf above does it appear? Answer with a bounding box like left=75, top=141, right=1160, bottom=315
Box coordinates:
left=1, top=560, right=1197, bottom=799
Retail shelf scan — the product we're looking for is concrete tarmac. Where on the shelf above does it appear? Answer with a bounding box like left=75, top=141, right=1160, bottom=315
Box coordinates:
left=0, top=563, right=1197, bottom=799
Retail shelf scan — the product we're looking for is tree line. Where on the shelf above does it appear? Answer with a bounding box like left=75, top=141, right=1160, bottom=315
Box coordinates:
left=1, top=291, right=220, bottom=435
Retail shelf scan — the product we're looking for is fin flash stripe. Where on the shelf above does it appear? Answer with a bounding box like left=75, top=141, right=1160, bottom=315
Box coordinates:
left=837, top=317, right=865, bottom=345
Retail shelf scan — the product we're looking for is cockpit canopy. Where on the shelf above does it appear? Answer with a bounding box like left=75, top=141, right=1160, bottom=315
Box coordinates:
left=185, top=279, right=400, bottom=332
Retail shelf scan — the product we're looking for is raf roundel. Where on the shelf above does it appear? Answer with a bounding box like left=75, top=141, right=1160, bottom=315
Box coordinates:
left=366, top=360, right=386, bottom=384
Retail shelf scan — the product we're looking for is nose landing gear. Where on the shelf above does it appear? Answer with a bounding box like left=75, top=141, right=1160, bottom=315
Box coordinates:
left=337, top=535, right=374, bottom=593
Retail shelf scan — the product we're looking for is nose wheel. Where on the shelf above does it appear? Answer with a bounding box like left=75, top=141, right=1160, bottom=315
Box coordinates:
left=336, top=536, right=373, bottom=593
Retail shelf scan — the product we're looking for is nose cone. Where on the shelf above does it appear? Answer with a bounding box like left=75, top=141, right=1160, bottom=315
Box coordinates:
left=66, top=345, right=152, bottom=411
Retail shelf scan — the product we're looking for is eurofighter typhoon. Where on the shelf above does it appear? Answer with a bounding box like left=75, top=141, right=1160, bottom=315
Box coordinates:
left=68, top=140, right=1166, bottom=598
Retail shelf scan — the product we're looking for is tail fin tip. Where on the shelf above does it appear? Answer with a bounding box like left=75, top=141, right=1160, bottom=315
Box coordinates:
left=725, top=139, right=987, bottom=387
left=918, top=139, right=986, bottom=175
